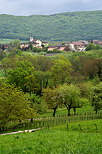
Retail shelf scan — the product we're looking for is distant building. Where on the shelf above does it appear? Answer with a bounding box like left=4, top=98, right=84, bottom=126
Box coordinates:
left=29, top=37, right=42, bottom=47
left=48, top=45, right=67, bottom=51
left=69, top=41, right=86, bottom=51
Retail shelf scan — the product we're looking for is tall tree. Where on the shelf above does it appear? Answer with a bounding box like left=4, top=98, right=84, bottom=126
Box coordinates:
left=58, top=84, right=83, bottom=116
left=51, top=57, right=72, bottom=87
left=7, top=60, right=36, bottom=93
left=43, top=87, right=62, bottom=117
left=0, top=83, right=34, bottom=131
left=90, top=83, right=102, bottom=114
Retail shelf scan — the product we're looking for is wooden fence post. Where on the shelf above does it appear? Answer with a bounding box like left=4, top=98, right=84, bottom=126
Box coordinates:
left=78, top=124, right=82, bottom=131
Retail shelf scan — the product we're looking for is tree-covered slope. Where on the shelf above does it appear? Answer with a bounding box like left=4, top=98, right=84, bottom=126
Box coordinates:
left=0, top=10, right=102, bottom=41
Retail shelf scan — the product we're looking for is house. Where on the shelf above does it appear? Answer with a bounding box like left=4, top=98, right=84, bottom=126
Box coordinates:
left=30, top=37, right=42, bottom=47
left=48, top=46, right=56, bottom=51
left=69, top=41, right=86, bottom=51
left=0, top=44, right=9, bottom=50
left=20, top=37, right=43, bottom=50
left=48, top=45, right=67, bottom=51
left=42, top=41, right=49, bottom=47
left=93, top=40, right=102, bottom=47
left=20, top=43, right=29, bottom=50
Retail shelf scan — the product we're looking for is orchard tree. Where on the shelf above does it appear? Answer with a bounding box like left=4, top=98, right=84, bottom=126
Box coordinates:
left=58, top=84, right=84, bottom=116
left=43, top=87, right=62, bottom=117
left=90, top=83, right=102, bottom=114
left=43, top=84, right=85, bottom=116
left=0, top=83, right=34, bottom=131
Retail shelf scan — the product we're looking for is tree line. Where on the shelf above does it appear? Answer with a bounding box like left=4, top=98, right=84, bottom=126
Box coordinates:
left=0, top=48, right=102, bottom=130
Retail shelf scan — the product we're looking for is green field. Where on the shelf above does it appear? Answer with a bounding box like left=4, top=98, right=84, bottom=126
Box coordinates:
left=0, top=120, right=102, bottom=154
left=0, top=39, right=27, bottom=44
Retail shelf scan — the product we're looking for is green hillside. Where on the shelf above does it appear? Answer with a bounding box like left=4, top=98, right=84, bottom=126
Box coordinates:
left=0, top=10, right=102, bottom=41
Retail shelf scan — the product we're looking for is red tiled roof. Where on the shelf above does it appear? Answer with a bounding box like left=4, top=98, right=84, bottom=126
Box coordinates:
left=99, top=41, right=102, bottom=45
left=71, top=42, right=85, bottom=46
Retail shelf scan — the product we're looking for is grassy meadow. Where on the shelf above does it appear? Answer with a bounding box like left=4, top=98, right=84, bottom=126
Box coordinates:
left=0, top=119, right=102, bottom=154
left=39, top=105, right=95, bottom=118
left=0, top=39, right=13, bottom=44
left=0, top=39, right=27, bottom=44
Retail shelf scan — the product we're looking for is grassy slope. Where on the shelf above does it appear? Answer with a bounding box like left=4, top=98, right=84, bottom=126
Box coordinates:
left=0, top=120, right=102, bottom=154
left=1, top=10, right=102, bottom=41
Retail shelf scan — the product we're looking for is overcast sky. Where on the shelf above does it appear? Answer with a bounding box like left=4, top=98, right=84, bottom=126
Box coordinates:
left=0, top=0, right=102, bottom=16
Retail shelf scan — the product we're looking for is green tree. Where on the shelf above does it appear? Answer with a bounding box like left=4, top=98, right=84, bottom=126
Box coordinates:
left=0, top=49, right=6, bottom=60
left=51, top=57, right=72, bottom=87
left=8, top=39, right=20, bottom=49
left=7, top=60, right=36, bottom=93
left=0, top=83, right=34, bottom=131
left=29, top=94, right=47, bottom=114
left=82, top=58, right=102, bottom=80
left=32, top=56, right=52, bottom=95
left=86, top=43, right=101, bottom=51
left=90, top=83, right=102, bottom=114
left=58, top=84, right=84, bottom=116
left=43, top=87, right=62, bottom=117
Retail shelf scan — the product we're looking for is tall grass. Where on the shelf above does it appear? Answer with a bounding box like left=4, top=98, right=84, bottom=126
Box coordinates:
left=0, top=120, right=102, bottom=154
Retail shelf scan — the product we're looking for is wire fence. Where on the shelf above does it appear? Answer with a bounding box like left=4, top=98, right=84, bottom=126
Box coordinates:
left=1, top=112, right=102, bottom=133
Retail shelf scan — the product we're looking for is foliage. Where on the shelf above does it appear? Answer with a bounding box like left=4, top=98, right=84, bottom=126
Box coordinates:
left=1, top=10, right=102, bottom=41
left=0, top=50, right=102, bottom=120
left=0, top=83, right=34, bottom=130
left=58, top=84, right=86, bottom=116
left=90, top=83, right=102, bottom=114
left=8, top=39, right=20, bottom=48
left=43, top=84, right=86, bottom=116
left=33, top=47, right=47, bottom=53
left=51, top=57, right=72, bottom=87
left=7, top=60, right=36, bottom=93
left=43, top=87, right=62, bottom=117
left=0, top=49, right=6, bottom=60
left=85, top=43, right=101, bottom=51
left=29, top=94, right=47, bottom=114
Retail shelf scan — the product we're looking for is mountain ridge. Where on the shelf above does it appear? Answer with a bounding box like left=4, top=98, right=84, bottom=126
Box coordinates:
left=0, top=10, right=102, bottom=41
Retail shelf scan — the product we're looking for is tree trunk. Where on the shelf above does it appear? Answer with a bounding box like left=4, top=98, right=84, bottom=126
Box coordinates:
left=95, top=109, right=98, bottom=114
left=31, top=118, right=33, bottom=123
left=68, top=108, right=71, bottom=116
left=45, top=79, right=48, bottom=88
left=53, top=106, right=58, bottom=117
left=64, top=103, right=71, bottom=116
left=73, top=108, right=76, bottom=116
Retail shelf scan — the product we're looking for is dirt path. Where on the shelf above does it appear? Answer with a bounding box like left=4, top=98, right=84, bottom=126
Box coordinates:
left=0, top=128, right=41, bottom=135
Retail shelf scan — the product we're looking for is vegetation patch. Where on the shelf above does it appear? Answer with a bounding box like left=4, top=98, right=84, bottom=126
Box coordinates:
left=0, top=120, right=102, bottom=154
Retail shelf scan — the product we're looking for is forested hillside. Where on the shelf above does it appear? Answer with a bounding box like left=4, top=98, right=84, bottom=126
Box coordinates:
left=0, top=10, right=102, bottom=41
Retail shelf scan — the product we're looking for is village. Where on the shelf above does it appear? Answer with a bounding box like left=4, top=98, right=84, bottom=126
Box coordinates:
left=0, top=37, right=102, bottom=52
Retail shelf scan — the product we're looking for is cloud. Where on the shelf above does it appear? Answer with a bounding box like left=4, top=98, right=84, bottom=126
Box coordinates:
left=0, top=0, right=102, bottom=15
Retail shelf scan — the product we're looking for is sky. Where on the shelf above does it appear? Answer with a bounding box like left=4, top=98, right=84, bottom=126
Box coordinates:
left=0, top=0, right=102, bottom=16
